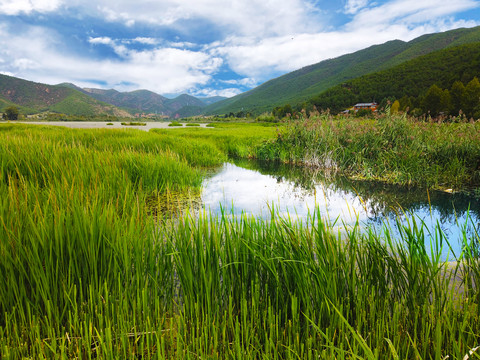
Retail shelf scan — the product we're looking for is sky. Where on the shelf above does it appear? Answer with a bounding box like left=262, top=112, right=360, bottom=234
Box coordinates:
left=0, top=0, right=479, bottom=98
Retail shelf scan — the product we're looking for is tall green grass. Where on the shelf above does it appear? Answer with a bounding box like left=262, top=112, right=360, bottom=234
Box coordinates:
left=152, top=122, right=278, bottom=158
left=1, top=123, right=480, bottom=358
left=257, top=112, right=480, bottom=192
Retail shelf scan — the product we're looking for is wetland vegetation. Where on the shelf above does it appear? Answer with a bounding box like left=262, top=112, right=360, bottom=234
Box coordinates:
left=1, top=117, right=480, bottom=359
left=259, top=112, right=480, bottom=193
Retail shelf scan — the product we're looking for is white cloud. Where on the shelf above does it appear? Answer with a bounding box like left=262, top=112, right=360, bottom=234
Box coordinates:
left=222, top=78, right=258, bottom=87
left=348, top=0, right=479, bottom=29
left=97, top=6, right=135, bottom=27
left=0, top=0, right=63, bottom=15
left=72, top=0, right=325, bottom=38
left=132, top=37, right=158, bottom=45
left=88, top=36, right=113, bottom=45
left=344, top=0, right=369, bottom=14
left=192, top=87, right=242, bottom=98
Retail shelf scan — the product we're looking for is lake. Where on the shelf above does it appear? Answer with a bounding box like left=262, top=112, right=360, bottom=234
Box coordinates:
left=201, top=160, right=480, bottom=260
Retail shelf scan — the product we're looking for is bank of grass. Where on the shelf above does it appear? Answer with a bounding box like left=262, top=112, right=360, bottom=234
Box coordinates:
left=152, top=121, right=279, bottom=158
left=257, top=112, right=480, bottom=192
left=2, top=123, right=480, bottom=358
left=121, top=121, right=147, bottom=126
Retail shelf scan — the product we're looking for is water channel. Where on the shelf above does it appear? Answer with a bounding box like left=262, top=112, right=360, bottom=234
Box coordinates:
left=200, top=160, right=480, bottom=260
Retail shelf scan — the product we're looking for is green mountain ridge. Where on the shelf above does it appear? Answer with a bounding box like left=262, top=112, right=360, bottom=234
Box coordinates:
left=204, top=26, right=480, bottom=115
left=0, top=75, right=132, bottom=117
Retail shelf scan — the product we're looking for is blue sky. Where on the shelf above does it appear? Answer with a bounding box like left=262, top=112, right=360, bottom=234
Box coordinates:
left=0, top=0, right=479, bottom=98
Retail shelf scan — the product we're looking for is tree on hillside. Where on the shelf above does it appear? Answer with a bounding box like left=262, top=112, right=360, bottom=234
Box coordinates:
left=390, top=100, right=400, bottom=114
left=273, top=104, right=293, bottom=118
left=399, top=95, right=414, bottom=113
left=462, top=77, right=480, bottom=118
left=4, top=106, right=19, bottom=120
left=450, top=80, right=465, bottom=116
left=422, top=84, right=450, bottom=117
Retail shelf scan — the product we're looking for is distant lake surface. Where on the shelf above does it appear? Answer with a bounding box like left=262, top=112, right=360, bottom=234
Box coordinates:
left=13, top=121, right=207, bottom=131
left=201, top=161, right=480, bottom=260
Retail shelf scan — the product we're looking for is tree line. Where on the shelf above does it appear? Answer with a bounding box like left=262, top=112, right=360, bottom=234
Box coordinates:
left=390, top=77, right=480, bottom=119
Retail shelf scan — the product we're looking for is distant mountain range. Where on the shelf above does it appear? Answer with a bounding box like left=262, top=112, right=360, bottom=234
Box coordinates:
left=204, top=26, right=480, bottom=115
left=0, top=75, right=225, bottom=118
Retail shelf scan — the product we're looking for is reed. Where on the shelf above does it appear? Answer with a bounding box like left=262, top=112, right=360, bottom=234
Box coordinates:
left=257, top=112, right=480, bottom=192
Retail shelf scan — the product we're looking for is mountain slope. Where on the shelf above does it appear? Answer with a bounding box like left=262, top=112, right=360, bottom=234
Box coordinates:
left=204, top=26, right=480, bottom=115
left=81, top=87, right=224, bottom=116
left=0, top=75, right=131, bottom=117
left=309, top=42, right=480, bottom=113
left=82, top=88, right=168, bottom=114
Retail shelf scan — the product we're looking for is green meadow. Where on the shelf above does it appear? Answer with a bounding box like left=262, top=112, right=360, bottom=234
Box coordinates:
left=1, top=120, right=480, bottom=359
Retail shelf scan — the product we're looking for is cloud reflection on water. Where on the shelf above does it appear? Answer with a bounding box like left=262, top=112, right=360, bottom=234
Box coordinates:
left=201, top=162, right=480, bottom=260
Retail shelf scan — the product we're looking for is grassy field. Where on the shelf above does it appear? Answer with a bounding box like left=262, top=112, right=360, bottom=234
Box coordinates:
left=1, top=122, right=480, bottom=359
left=257, top=112, right=480, bottom=193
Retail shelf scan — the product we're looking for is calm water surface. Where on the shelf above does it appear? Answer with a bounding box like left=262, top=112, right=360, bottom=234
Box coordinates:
left=201, top=161, right=480, bottom=259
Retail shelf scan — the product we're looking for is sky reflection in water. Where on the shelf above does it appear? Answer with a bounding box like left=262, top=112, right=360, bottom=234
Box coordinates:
left=201, top=162, right=480, bottom=260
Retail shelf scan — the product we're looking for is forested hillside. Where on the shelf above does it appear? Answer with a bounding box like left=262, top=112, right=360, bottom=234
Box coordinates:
left=307, top=42, right=480, bottom=117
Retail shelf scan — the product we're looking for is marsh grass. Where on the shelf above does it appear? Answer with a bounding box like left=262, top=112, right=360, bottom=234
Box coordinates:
left=1, top=123, right=480, bottom=359
left=152, top=122, right=278, bottom=158
left=258, top=112, right=480, bottom=192
left=121, top=121, right=147, bottom=126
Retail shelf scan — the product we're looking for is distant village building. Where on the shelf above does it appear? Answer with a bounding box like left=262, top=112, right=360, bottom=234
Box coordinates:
left=354, top=102, right=378, bottom=112
left=344, top=102, right=378, bottom=113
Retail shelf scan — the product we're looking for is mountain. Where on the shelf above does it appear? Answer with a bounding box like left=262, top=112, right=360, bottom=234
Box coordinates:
left=200, top=96, right=227, bottom=105
left=165, top=94, right=205, bottom=113
left=308, top=42, right=480, bottom=113
left=204, top=26, right=480, bottom=115
left=0, top=75, right=132, bottom=117
left=82, top=88, right=168, bottom=115
left=81, top=87, right=225, bottom=117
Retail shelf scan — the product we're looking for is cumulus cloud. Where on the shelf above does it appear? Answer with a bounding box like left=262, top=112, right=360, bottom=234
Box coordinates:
left=0, top=0, right=63, bottom=15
